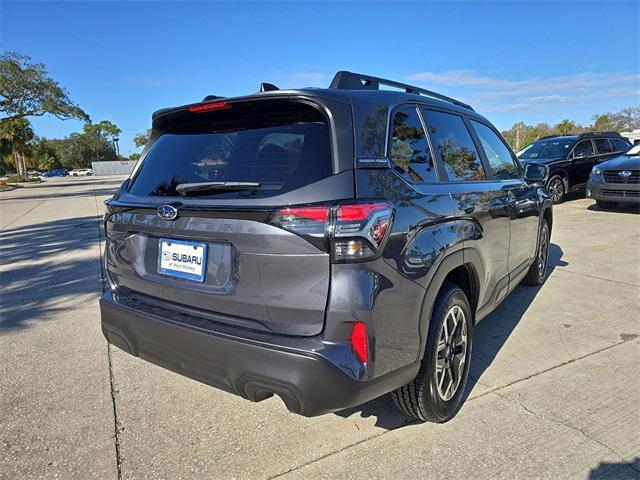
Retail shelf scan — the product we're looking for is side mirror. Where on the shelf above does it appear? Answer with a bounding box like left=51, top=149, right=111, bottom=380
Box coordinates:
left=524, top=163, right=547, bottom=183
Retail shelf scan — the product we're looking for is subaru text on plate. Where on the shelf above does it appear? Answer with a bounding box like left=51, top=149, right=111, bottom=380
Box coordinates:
left=100, top=71, right=552, bottom=422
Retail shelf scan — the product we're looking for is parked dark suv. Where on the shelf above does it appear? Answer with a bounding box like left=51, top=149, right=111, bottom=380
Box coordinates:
left=100, top=71, right=552, bottom=422
left=518, top=132, right=632, bottom=203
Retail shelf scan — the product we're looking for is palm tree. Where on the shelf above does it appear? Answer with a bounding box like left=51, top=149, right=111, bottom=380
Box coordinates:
left=0, top=118, right=34, bottom=177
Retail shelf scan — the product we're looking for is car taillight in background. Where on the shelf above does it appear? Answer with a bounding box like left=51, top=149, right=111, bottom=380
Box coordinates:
left=270, top=201, right=393, bottom=262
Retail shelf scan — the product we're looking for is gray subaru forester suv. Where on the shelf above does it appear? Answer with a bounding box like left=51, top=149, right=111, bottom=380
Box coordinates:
left=101, top=71, right=552, bottom=422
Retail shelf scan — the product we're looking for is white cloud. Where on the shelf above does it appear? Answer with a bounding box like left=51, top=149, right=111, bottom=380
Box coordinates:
left=405, top=70, right=640, bottom=113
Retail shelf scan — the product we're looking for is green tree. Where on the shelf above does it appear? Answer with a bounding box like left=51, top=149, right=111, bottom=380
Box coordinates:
left=0, top=118, right=34, bottom=176
left=592, top=114, right=614, bottom=131
left=84, top=120, right=121, bottom=159
left=554, top=119, right=578, bottom=136
left=133, top=129, right=151, bottom=148
left=0, top=51, right=89, bottom=124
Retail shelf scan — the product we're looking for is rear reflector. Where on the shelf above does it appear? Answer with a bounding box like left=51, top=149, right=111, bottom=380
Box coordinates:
left=188, top=101, right=232, bottom=113
left=350, top=322, right=369, bottom=363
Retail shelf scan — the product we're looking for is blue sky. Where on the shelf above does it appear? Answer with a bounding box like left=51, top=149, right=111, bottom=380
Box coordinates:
left=2, top=1, right=639, bottom=155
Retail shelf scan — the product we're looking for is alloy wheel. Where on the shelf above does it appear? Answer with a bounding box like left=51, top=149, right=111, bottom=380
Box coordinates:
left=436, top=305, right=468, bottom=401
left=548, top=177, right=564, bottom=203
left=537, top=225, right=549, bottom=277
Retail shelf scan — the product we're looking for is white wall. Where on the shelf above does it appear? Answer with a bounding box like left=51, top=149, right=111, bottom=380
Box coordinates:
left=91, top=160, right=137, bottom=176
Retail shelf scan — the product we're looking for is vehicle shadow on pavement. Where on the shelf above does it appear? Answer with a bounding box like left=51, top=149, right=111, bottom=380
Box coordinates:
left=586, top=203, right=640, bottom=214
left=588, top=458, right=640, bottom=479
left=334, top=243, right=566, bottom=430
left=0, top=187, right=118, bottom=203
left=0, top=216, right=105, bottom=331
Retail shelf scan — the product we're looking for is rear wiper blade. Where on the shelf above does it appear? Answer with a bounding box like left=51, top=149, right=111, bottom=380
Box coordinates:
left=175, top=181, right=260, bottom=195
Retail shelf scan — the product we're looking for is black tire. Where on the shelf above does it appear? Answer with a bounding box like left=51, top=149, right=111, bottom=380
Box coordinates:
left=596, top=200, right=617, bottom=209
left=391, top=283, right=473, bottom=422
left=546, top=175, right=566, bottom=204
left=523, top=220, right=549, bottom=286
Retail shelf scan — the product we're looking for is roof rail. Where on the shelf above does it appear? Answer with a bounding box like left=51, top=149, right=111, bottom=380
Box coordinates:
left=329, top=70, right=474, bottom=111
left=577, top=131, right=622, bottom=138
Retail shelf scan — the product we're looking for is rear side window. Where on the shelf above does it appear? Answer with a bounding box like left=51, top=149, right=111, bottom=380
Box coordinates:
left=129, top=102, right=332, bottom=198
left=390, top=106, right=437, bottom=182
left=594, top=138, right=613, bottom=154
left=573, top=140, right=594, bottom=157
left=421, top=109, right=486, bottom=181
left=470, top=120, right=520, bottom=180
left=611, top=138, right=630, bottom=152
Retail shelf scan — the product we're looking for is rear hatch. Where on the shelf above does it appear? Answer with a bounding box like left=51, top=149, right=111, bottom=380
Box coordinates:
left=105, top=97, right=354, bottom=336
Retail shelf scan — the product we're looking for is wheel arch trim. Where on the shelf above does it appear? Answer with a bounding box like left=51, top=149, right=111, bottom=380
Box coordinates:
left=415, top=249, right=482, bottom=362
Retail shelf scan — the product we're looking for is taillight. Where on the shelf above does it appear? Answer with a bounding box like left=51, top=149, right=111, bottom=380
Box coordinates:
left=188, top=101, right=232, bottom=113
left=270, top=201, right=393, bottom=262
left=270, top=205, right=329, bottom=237
left=332, top=202, right=392, bottom=262
left=350, top=322, right=369, bottom=363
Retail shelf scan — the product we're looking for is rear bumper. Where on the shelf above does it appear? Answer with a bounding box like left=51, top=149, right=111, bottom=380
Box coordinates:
left=100, top=293, right=417, bottom=416
left=587, top=181, right=640, bottom=203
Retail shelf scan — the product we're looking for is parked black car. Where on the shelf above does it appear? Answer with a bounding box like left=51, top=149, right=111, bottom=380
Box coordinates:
left=518, top=133, right=632, bottom=203
left=100, top=71, right=552, bottom=422
left=587, top=144, right=640, bottom=208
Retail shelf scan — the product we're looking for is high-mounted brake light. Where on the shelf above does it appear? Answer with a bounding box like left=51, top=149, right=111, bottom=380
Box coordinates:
left=188, top=101, right=232, bottom=113
left=350, top=322, right=369, bottom=363
left=270, top=201, right=393, bottom=262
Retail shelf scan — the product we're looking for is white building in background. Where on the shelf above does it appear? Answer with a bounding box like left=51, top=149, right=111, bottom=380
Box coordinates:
left=621, top=129, right=640, bottom=145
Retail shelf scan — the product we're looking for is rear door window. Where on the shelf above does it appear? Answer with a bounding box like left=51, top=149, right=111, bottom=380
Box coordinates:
left=421, top=109, right=486, bottom=181
left=611, top=138, right=630, bottom=152
left=128, top=102, right=332, bottom=198
left=390, top=105, right=437, bottom=182
left=594, top=138, right=614, bottom=154
left=470, top=120, right=520, bottom=180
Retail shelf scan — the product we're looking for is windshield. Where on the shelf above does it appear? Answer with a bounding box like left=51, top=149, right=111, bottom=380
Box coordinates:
left=626, top=144, right=640, bottom=156
left=518, top=138, right=574, bottom=160
left=128, top=102, right=333, bottom=199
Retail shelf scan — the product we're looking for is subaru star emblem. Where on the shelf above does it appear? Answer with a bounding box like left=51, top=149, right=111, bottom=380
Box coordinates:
left=619, top=170, right=632, bottom=177
left=157, top=205, right=178, bottom=220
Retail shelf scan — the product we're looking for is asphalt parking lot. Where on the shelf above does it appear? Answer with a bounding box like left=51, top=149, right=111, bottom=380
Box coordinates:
left=1, top=176, right=639, bottom=480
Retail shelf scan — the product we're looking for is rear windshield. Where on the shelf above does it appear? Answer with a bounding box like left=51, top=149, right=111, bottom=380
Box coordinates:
left=128, top=101, right=332, bottom=199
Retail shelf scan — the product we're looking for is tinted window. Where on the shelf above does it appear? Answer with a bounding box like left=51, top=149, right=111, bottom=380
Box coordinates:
left=129, top=102, right=332, bottom=198
left=421, top=109, right=486, bottom=181
left=390, top=106, right=437, bottom=182
left=518, top=138, right=574, bottom=159
left=595, top=138, right=613, bottom=154
left=611, top=138, right=630, bottom=152
left=573, top=140, right=594, bottom=157
left=470, top=120, right=520, bottom=180
left=356, top=100, right=388, bottom=158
